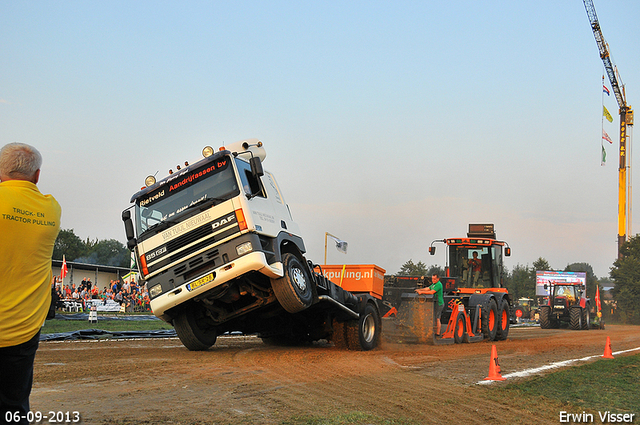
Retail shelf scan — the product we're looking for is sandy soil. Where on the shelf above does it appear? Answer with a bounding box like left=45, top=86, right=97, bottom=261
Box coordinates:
left=31, top=325, right=640, bottom=424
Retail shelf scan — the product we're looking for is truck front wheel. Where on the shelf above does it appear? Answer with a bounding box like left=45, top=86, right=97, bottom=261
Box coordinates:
left=174, top=304, right=217, bottom=351
left=271, top=253, right=314, bottom=313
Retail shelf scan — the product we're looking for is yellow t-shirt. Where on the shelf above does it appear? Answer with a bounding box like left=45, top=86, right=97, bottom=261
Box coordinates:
left=0, top=179, right=61, bottom=347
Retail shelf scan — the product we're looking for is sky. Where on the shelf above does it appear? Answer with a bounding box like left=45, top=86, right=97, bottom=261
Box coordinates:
left=2, top=1, right=640, bottom=279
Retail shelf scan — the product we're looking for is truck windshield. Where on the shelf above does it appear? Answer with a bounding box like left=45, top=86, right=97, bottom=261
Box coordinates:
left=134, top=157, right=239, bottom=235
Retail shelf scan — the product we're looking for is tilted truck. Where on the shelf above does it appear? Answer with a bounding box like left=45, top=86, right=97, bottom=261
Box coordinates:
left=122, top=139, right=382, bottom=351
left=383, top=224, right=513, bottom=344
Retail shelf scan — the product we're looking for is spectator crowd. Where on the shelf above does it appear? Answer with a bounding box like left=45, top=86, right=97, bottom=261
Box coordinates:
left=52, top=277, right=151, bottom=313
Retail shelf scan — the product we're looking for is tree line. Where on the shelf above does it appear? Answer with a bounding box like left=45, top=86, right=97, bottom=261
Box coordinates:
left=53, top=229, right=132, bottom=268
left=397, top=243, right=639, bottom=325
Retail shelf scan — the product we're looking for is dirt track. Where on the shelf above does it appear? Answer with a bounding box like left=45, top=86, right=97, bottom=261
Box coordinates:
left=32, top=325, right=640, bottom=424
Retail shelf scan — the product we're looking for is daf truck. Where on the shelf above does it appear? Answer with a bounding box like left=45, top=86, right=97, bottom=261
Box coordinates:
left=122, top=139, right=382, bottom=351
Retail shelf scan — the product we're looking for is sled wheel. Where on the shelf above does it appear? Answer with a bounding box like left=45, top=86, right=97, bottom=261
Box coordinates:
left=454, top=311, right=465, bottom=344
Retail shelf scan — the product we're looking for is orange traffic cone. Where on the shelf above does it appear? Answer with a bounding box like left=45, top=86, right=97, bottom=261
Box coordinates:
left=602, top=336, right=615, bottom=359
left=484, top=344, right=506, bottom=381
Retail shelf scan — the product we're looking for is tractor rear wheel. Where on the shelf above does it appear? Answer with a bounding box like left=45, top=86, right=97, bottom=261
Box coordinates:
left=481, top=299, right=498, bottom=341
left=496, top=299, right=510, bottom=340
left=539, top=306, right=552, bottom=329
left=582, top=304, right=591, bottom=330
left=570, top=306, right=582, bottom=330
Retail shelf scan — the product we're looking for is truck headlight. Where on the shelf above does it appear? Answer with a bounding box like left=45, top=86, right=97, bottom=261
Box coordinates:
left=149, top=284, right=163, bottom=298
left=236, top=241, right=253, bottom=256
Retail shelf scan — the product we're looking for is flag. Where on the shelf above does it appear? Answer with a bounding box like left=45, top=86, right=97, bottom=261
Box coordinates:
left=602, top=129, right=613, bottom=144
left=595, top=285, right=601, bottom=313
left=603, top=85, right=610, bottom=96
left=603, top=105, right=613, bottom=123
left=60, top=255, right=68, bottom=279
left=601, top=145, right=607, bottom=165
left=130, top=251, right=136, bottom=269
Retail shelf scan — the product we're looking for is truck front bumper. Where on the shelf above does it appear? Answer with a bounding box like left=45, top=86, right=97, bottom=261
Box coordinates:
left=150, top=251, right=283, bottom=321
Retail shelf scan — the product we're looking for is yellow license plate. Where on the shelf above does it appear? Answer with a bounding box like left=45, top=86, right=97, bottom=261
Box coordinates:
left=187, top=273, right=214, bottom=291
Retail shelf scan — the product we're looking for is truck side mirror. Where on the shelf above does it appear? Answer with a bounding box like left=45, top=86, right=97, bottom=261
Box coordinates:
left=505, top=247, right=511, bottom=257
left=429, top=246, right=436, bottom=255
left=250, top=156, right=264, bottom=177
left=122, top=210, right=137, bottom=250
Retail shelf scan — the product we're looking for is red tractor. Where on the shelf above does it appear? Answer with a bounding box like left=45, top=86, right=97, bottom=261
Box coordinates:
left=539, top=282, right=590, bottom=330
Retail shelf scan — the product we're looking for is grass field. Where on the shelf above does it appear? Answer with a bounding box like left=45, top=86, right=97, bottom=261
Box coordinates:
left=42, top=312, right=173, bottom=334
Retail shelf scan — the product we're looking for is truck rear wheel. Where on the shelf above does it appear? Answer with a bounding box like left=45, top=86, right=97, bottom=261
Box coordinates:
left=271, top=253, right=314, bottom=313
left=570, top=306, right=582, bottom=330
left=481, top=299, right=498, bottom=341
left=345, top=303, right=381, bottom=351
left=496, top=299, right=510, bottom=340
left=174, top=304, right=217, bottom=351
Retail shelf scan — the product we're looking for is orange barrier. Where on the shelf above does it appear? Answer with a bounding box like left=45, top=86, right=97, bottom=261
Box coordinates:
left=602, top=336, right=615, bottom=359
left=484, top=345, right=506, bottom=381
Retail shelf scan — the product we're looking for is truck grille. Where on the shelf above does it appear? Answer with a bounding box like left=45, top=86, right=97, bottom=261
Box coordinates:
left=146, top=219, right=240, bottom=275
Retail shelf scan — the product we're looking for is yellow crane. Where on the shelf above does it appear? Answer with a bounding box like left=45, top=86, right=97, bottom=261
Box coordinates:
left=583, top=0, right=634, bottom=258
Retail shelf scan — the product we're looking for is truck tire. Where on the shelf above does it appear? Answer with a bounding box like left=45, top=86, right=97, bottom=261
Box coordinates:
left=271, top=253, right=314, bottom=313
left=570, top=306, right=582, bottom=330
left=453, top=311, right=465, bottom=344
left=481, top=299, right=498, bottom=341
left=174, top=305, right=217, bottom=351
left=539, top=306, right=552, bottom=329
left=496, top=299, right=510, bottom=340
left=582, top=304, right=591, bottom=330
left=345, top=303, right=381, bottom=351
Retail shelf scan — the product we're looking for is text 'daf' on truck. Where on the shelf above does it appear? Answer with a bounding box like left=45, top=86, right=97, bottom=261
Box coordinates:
left=382, top=224, right=513, bottom=345
left=122, top=139, right=383, bottom=351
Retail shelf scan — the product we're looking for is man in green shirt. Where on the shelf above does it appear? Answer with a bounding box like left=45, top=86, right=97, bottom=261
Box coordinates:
left=416, top=273, right=445, bottom=337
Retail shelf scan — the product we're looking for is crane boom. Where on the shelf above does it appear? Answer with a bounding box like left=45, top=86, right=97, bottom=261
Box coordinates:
left=583, top=0, right=626, bottom=108
left=583, top=0, right=634, bottom=258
